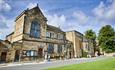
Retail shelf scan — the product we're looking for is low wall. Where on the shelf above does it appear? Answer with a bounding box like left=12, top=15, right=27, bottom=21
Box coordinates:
left=104, top=52, right=115, bottom=56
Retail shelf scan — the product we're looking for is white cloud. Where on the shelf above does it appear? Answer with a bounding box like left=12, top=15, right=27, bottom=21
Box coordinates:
left=92, top=1, right=105, bottom=19
left=27, top=3, right=37, bottom=9
left=73, top=10, right=88, bottom=25
left=105, top=1, right=115, bottom=20
left=46, top=14, right=66, bottom=27
left=92, top=1, right=115, bottom=22
left=15, top=1, right=114, bottom=36
left=0, top=15, right=14, bottom=40
left=106, top=0, right=114, bottom=3
left=0, top=15, right=8, bottom=29
left=0, top=0, right=11, bottom=12
left=0, top=0, right=12, bottom=39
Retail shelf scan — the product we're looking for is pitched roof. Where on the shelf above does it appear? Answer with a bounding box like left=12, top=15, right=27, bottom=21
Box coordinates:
left=15, top=5, right=47, bottom=21
left=66, top=30, right=83, bottom=36
left=47, top=25, right=64, bottom=33
left=0, top=41, right=9, bottom=49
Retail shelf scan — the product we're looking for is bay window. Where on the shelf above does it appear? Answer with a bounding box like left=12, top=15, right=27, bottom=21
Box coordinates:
left=23, top=50, right=37, bottom=57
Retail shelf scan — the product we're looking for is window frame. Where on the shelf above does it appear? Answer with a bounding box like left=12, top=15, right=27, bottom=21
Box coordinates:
left=47, top=43, right=54, bottom=54
left=30, top=21, right=40, bottom=38
left=22, top=50, right=37, bottom=57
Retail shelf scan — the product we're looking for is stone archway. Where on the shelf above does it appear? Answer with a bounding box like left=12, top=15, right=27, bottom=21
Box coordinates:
left=1, top=52, right=7, bottom=62
left=14, top=50, right=20, bottom=62
left=38, top=48, right=43, bottom=58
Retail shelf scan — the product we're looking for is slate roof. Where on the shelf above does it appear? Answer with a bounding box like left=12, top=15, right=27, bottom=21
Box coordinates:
left=47, top=25, right=64, bottom=33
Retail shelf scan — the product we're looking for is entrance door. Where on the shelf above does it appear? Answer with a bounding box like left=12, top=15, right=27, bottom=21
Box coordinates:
left=14, top=50, right=20, bottom=62
left=69, top=52, right=71, bottom=58
left=38, top=48, right=43, bottom=58
left=1, top=52, right=7, bottom=62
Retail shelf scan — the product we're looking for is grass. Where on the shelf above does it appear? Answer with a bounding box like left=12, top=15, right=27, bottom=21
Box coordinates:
left=47, top=58, right=115, bottom=70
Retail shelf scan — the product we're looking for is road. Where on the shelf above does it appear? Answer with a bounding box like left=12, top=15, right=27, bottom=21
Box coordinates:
left=0, top=56, right=108, bottom=70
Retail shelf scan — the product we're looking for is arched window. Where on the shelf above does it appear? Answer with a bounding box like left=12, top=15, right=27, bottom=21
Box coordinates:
left=30, top=21, right=40, bottom=38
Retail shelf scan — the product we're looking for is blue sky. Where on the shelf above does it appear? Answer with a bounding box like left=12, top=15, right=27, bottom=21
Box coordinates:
left=0, top=0, right=115, bottom=40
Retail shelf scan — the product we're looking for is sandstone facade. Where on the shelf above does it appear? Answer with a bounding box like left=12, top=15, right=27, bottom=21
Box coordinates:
left=66, top=30, right=83, bottom=58
left=0, top=5, right=93, bottom=63
left=0, top=6, right=72, bottom=62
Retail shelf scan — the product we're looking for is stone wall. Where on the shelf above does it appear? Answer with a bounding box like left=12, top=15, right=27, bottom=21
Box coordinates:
left=66, top=31, right=83, bottom=58
left=23, top=7, right=47, bottom=41
left=1, top=6, right=71, bottom=62
left=12, top=14, right=25, bottom=42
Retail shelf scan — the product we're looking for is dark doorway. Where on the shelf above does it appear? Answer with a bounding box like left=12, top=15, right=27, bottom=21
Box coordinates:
left=38, top=48, right=43, bottom=58
left=1, top=52, right=7, bottom=63
left=14, top=50, right=20, bottom=62
left=69, top=52, right=71, bottom=58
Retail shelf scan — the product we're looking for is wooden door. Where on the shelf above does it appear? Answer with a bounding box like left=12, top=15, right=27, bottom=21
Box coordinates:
left=38, top=48, right=43, bottom=58
left=14, top=50, right=20, bottom=62
left=1, top=52, right=7, bottom=62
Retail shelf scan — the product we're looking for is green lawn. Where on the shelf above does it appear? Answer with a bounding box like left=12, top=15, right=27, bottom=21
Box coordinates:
left=47, top=58, right=115, bottom=70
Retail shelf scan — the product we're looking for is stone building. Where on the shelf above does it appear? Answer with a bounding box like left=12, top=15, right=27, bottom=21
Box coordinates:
left=0, top=4, right=93, bottom=63
left=0, top=40, right=13, bottom=63
left=64, top=40, right=74, bottom=59
left=66, top=30, right=83, bottom=58
left=0, top=5, right=72, bottom=62
left=82, top=37, right=95, bottom=57
left=0, top=40, right=8, bottom=63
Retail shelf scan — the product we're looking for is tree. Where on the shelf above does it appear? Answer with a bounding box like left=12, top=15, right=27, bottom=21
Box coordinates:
left=85, top=29, right=97, bottom=54
left=85, top=29, right=96, bottom=40
left=98, top=25, right=115, bottom=53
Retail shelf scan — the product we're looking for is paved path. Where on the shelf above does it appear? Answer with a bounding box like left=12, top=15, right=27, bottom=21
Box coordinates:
left=0, top=56, right=108, bottom=70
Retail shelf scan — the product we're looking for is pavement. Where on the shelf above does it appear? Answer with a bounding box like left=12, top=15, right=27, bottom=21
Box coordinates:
left=0, top=56, right=110, bottom=70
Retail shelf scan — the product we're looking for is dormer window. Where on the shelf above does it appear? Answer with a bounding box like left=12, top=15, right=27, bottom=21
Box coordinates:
left=30, top=21, right=40, bottom=38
